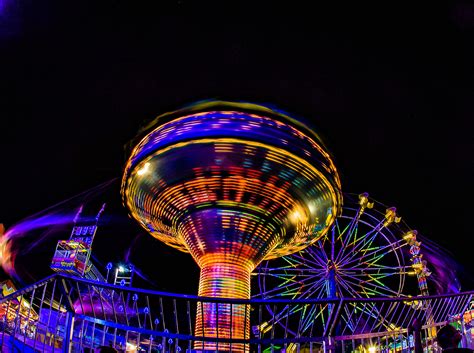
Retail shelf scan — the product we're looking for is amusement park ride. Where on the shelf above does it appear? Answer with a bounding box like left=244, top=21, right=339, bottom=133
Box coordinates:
left=50, top=204, right=134, bottom=288
left=50, top=204, right=107, bottom=282
left=0, top=101, right=472, bottom=353
left=253, top=192, right=432, bottom=341
left=121, top=101, right=342, bottom=352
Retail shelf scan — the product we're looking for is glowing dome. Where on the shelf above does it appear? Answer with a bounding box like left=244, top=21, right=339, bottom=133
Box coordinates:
left=122, top=100, right=342, bottom=351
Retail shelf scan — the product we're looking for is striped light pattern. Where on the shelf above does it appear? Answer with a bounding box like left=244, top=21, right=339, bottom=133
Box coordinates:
left=122, top=101, right=342, bottom=352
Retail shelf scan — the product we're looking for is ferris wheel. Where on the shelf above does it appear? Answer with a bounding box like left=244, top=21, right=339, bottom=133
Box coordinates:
left=252, top=192, right=431, bottom=338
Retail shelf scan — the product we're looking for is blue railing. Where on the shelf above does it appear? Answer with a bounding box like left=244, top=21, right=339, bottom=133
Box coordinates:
left=0, top=274, right=472, bottom=352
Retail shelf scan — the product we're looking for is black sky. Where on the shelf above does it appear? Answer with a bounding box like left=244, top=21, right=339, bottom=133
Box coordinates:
left=0, top=1, right=473, bottom=289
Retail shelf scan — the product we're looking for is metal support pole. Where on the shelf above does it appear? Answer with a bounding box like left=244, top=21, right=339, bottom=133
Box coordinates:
left=63, top=311, right=75, bottom=353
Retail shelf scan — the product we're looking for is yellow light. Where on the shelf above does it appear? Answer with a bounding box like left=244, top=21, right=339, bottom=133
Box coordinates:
left=258, top=322, right=272, bottom=334
left=136, top=162, right=150, bottom=176
left=403, top=230, right=418, bottom=241
left=368, top=346, right=377, bottom=353
left=290, top=206, right=308, bottom=224
left=126, top=342, right=137, bottom=353
left=292, top=210, right=302, bottom=222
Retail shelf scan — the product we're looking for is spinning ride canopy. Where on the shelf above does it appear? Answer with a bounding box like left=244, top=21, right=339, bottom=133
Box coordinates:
left=121, top=100, right=342, bottom=350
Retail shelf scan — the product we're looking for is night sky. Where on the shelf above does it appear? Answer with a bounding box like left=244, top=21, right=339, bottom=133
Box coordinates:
left=1, top=1, right=473, bottom=291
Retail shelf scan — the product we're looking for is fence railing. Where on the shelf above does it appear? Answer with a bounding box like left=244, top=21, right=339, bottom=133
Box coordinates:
left=0, top=274, right=472, bottom=352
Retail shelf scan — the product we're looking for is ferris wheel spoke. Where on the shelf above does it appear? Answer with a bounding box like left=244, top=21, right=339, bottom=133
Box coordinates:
left=339, top=300, right=365, bottom=332
left=264, top=271, right=327, bottom=278
left=293, top=250, right=328, bottom=269
left=261, top=274, right=327, bottom=299
left=348, top=218, right=385, bottom=247
left=337, top=272, right=388, bottom=297
left=299, top=276, right=329, bottom=299
left=311, top=279, right=332, bottom=299
left=364, top=273, right=400, bottom=289
left=339, top=273, right=401, bottom=297
left=279, top=275, right=327, bottom=300
left=338, top=224, right=388, bottom=266
left=258, top=276, right=308, bottom=298
left=344, top=279, right=380, bottom=298
left=339, top=272, right=404, bottom=283
left=340, top=269, right=412, bottom=281
left=284, top=302, right=329, bottom=337
left=281, top=255, right=308, bottom=268
left=274, top=277, right=320, bottom=298
left=346, top=227, right=382, bottom=255
left=342, top=271, right=397, bottom=294
left=336, top=223, right=383, bottom=265
left=335, top=218, right=351, bottom=245
left=302, top=302, right=331, bottom=334
left=287, top=303, right=329, bottom=337
left=262, top=273, right=323, bottom=285
left=341, top=271, right=403, bottom=288
left=334, top=219, right=361, bottom=263
left=369, top=305, right=393, bottom=330
left=259, top=283, right=297, bottom=299
left=265, top=292, right=329, bottom=330
left=259, top=266, right=326, bottom=276
left=363, top=237, right=405, bottom=254
left=353, top=252, right=402, bottom=270
left=260, top=266, right=327, bottom=279
left=350, top=302, right=373, bottom=330
left=335, top=209, right=363, bottom=254
left=305, top=305, right=325, bottom=333
left=336, top=274, right=365, bottom=298
left=295, top=304, right=316, bottom=335
left=343, top=251, right=389, bottom=270
left=353, top=302, right=386, bottom=330
left=340, top=279, right=364, bottom=298
left=340, top=309, right=357, bottom=333
left=257, top=264, right=302, bottom=273
left=324, top=280, right=331, bottom=298
left=341, top=264, right=412, bottom=277
left=264, top=305, right=293, bottom=328
left=354, top=301, right=394, bottom=332
left=343, top=239, right=406, bottom=268
left=342, top=264, right=408, bottom=272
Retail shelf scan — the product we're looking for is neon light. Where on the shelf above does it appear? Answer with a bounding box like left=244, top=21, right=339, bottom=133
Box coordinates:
left=122, top=101, right=342, bottom=352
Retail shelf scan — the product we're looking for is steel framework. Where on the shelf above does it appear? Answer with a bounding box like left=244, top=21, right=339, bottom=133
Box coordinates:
left=0, top=274, right=472, bottom=353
